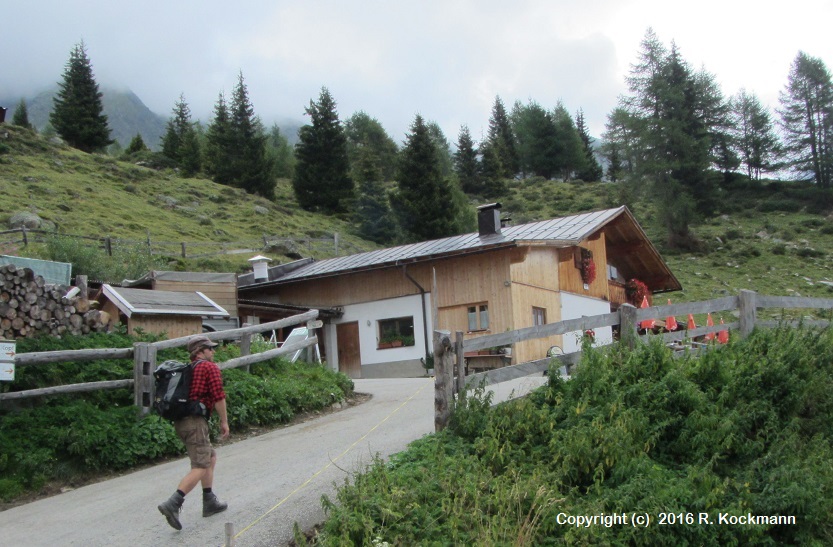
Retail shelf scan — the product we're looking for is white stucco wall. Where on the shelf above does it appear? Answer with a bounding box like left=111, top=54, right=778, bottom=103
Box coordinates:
left=560, top=292, right=614, bottom=353
left=328, top=293, right=434, bottom=376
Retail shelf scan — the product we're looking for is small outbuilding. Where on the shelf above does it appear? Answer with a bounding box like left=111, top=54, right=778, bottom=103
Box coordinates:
left=97, top=284, right=229, bottom=338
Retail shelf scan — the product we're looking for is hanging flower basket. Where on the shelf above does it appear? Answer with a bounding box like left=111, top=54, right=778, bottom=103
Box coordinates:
left=625, top=278, right=649, bottom=307
left=577, top=247, right=596, bottom=285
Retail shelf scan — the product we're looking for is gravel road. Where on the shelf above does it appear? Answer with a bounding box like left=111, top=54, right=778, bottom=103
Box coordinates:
left=0, top=374, right=547, bottom=546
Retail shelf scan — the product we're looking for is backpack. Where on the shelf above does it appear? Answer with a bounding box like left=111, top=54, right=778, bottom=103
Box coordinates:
left=153, top=360, right=208, bottom=421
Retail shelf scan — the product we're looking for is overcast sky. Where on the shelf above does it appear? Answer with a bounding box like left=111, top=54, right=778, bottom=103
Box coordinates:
left=4, top=0, right=832, bottom=142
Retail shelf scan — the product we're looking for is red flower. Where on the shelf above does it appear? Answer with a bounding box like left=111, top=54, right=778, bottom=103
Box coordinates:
left=580, top=257, right=596, bottom=284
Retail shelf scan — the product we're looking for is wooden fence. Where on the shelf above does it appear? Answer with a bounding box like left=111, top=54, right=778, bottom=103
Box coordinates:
left=1, top=310, right=321, bottom=416
left=432, top=290, right=833, bottom=431
left=0, top=228, right=363, bottom=260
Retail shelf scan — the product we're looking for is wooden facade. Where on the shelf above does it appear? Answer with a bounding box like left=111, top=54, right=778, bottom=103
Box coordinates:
left=238, top=206, right=680, bottom=378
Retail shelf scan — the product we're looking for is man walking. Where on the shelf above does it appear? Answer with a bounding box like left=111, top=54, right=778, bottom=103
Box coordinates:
left=158, top=335, right=230, bottom=530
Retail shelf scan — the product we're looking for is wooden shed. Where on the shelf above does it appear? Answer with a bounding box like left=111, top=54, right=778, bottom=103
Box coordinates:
left=97, top=284, right=229, bottom=339
left=121, top=271, right=239, bottom=331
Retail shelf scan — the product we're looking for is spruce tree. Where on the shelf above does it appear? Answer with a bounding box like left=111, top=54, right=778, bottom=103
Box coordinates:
left=124, top=133, right=148, bottom=155
left=575, top=109, right=604, bottom=182
left=12, top=98, right=32, bottom=129
left=293, top=87, right=353, bottom=213
left=344, top=112, right=399, bottom=181
left=454, top=125, right=481, bottom=194
left=487, top=96, right=519, bottom=178
left=730, top=89, right=781, bottom=180
left=161, top=94, right=201, bottom=176
left=353, top=147, right=397, bottom=244
left=228, top=72, right=275, bottom=199
left=391, top=115, right=461, bottom=242
left=50, top=41, right=112, bottom=153
left=205, top=92, right=234, bottom=184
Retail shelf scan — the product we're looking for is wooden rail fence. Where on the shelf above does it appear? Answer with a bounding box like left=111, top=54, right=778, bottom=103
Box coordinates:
left=433, top=290, right=833, bottom=430
left=1, top=310, right=321, bottom=416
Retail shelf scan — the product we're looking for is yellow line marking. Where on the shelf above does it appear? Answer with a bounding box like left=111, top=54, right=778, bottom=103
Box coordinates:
left=233, top=379, right=431, bottom=540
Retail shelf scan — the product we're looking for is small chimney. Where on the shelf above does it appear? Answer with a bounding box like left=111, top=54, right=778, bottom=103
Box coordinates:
left=477, top=202, right=502, bottom=237
left=248, top=255, right=273, bottom=282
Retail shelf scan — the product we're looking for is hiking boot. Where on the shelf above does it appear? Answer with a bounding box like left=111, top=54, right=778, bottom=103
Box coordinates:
left=203, top=492, right=228, bottom=517
left=158, top=492, right=185, bottom=530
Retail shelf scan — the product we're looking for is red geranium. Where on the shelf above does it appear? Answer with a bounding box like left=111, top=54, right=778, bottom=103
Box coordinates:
left=580, top=257, right=596, bottom=284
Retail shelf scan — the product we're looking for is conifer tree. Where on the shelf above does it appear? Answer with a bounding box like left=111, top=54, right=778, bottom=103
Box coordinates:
left=205, top=92, right=234, bottom=184
left=124, top=133, right=148, bottom=155
left=778, top=51, right=833, bottom=187
left=353, top=147, right=397, bottom=244
left=575, top=109, right=604, bottom=182
left=161, top=94, right=201, bottom=176
left=12, top=98, right=32, bottom=129
left=50, top=41, right=112, bottom=153
left=487, top=96, right=519, bottom=178
left=227, top=72, right=275, bottom=199
left=267, top=124, right=295, bottom=179
left=293, top=87, right=353, bottom=213
left=390, top=115, right=463, bottom=242
left=454, top=125, right=481, bottom=194
left=729, top=89, right=781, bottom=180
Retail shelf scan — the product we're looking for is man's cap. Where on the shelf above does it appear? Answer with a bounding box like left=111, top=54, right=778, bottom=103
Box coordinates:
left=187, top=335, right=219, bottom=354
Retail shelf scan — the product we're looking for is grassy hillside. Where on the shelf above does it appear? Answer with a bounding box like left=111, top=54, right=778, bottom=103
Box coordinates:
left=0, top=125, right=379, bottom=275
left=3, top=123, right=833, bottom=309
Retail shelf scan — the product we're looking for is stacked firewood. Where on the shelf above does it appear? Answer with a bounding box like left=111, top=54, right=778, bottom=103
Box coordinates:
left=0, top=264, right=111, bottom=339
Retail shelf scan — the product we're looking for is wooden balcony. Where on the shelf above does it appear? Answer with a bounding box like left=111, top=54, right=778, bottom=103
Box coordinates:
left=608, top=280, right=627, bottom=309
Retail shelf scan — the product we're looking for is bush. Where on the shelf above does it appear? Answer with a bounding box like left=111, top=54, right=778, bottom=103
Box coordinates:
left=319, top=328, right=833, bottom=544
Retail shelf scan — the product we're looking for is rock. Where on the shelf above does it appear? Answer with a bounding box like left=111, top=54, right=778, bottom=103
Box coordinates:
left=254, top=205, right=270, bottom=215
left=8, top=211, right=44, bottom=229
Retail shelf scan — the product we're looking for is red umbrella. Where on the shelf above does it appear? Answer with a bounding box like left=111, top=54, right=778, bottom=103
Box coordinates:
left=705, top=313, right=715, bottom=341
left=639, top=295, right=655, bottom=331
left=665, top=299, right=678, bottom=331
left=717, top=318, right=729, bottom=344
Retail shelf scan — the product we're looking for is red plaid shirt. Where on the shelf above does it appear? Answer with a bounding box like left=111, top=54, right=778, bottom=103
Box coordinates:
left=189, top=359, right=226, bottom=413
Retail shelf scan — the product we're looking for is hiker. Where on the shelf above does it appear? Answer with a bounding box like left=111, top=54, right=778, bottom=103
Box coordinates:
left=157, top=335, right=230, bottom=530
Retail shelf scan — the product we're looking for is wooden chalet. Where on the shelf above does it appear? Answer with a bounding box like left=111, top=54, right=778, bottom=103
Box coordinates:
left=237, top=204, right=681, bottom=379
left=97, top=284, right=229, bottom=339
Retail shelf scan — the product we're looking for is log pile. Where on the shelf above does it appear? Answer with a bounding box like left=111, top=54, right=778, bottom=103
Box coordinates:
left=0, top=263, right=111, bottom=339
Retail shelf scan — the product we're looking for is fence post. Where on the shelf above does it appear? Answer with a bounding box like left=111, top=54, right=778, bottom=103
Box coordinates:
left=738, top=290, right=757, bottom=338
left=133, top=342, right=157, bottom=415
left=619, top=303, right=638, bottom=350
left=434, top=330, right=452, bottom=432
left=240, top=333, right=252, bottom=372
left=181, top=242, right=187, bottom=258
left=334, top=232, right=339, bottom=256
left=21, top=227, right=28, bottom=246
left=455, top=331, right=465, bottom=396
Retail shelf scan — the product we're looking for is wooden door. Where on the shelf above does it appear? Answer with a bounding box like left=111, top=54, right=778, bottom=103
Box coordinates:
left=336, top=321, right=362, bottom=378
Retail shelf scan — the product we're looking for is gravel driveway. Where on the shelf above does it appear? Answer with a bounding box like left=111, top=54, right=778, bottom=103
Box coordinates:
left=0, top=374, right=547, bottom=546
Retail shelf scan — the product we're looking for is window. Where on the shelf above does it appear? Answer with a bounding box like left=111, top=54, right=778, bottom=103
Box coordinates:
left=532, top=307, right=546, bottom=326
left=378, top=316, right=415, bottom=348
left=467, top=304, right=489, bottom=332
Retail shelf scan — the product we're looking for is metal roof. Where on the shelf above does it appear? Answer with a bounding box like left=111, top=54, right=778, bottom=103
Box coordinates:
left=100, top=285, right=229, bottom=318
left=243, top=207, right=653, bottom=288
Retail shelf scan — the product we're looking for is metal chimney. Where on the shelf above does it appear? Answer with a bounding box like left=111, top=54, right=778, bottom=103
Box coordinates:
left=248, top=255, right=272, bottom=282
left=477, top=202, right=502, bottom=237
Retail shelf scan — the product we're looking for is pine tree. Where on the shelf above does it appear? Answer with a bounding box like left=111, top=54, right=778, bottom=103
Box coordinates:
left=353, top=147, right=397, bottom=244
left=552, top=103, right=586, bottom=181
left=50, top=41, right=112, bottom=153
left=454, top=125, right=481, bottom=194
left=511, top=100, right=558, bottom=179
left=205, top=92, right=234, bottom=184
left=12, top=98, right=32, bottom=129
left=390, top=115, right=462, bottom=242
left=227, top=72, right=275, bottom=199
left=778, top=51, right=833, bottom=187
left=575, top=109, right=604, bottom=182
left=161, top=94, right=201, bottom=176
left=487, top=96, right=519, bottom=178
left=267, top=124, right=295, bottom=179
left=293, top=87, right=353, bottom=213
left=124, top=133, right=148, bottom=155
